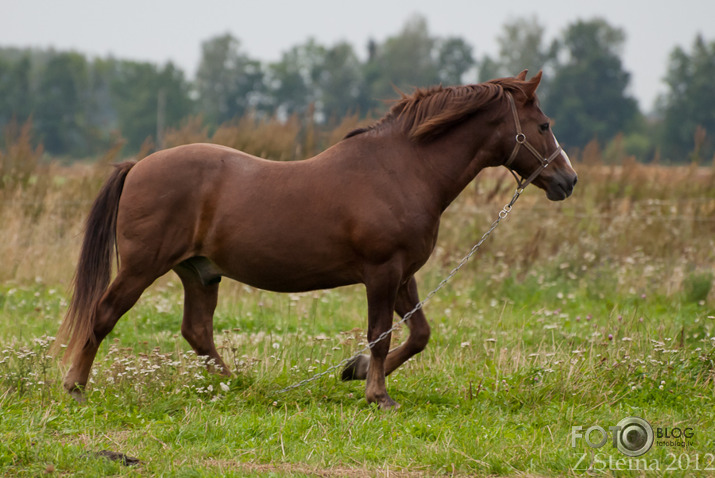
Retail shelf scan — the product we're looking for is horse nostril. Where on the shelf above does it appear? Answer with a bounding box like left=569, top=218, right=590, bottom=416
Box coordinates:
left=572, top=175, right=578, bottom=186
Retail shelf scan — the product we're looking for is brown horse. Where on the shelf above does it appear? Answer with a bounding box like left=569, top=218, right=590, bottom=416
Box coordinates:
left=55, top=71, right=576, bottom=409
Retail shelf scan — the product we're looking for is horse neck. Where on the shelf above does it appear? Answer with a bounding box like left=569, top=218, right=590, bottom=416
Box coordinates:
left=411, top=117, right=504, bottom=212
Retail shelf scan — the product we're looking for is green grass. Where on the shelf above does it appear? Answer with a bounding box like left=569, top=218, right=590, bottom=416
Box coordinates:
left=1, top=266, right=713, bottom=477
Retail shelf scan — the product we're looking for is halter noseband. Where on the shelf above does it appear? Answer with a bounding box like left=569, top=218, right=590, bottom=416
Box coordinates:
left=503, top=92, right=563, bottom=190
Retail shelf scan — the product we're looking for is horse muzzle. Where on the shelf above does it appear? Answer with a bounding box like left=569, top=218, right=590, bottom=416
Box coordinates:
left=544, top=171, right=578, bottom=201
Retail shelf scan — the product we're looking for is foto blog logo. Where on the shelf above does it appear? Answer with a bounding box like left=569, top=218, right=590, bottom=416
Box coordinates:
left=572, top=417, right=654, bottom=457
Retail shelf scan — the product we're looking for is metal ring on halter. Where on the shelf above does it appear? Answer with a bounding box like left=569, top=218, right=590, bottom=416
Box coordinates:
left=515, top=133, right=526, bottom=144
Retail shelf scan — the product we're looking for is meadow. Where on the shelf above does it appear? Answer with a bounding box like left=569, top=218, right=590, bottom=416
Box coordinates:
left=1, top=119, right=714, bottom=477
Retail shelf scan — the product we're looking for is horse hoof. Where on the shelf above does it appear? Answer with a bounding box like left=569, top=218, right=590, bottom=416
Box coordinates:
left=367, top=392, right=400, bottom=410
left=378, top=397, right=401, bottom=410
left=341, top=354, right=369, bottom=381
left=69, top=388, right=87, bottom=403
left=209, top=363, right=232, bottom=377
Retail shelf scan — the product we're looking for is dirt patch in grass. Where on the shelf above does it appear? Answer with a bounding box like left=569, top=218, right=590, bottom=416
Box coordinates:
left=203, top=459, right=555, bottom=477
left=203, top=459, right=430, bottom=477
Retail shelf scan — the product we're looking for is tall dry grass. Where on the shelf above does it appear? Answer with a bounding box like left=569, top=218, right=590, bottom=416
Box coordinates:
left=1, top=117, right=713, bottom=302
left=0, top=126, right=122, bottom=284
left=438, top=155, right=715, bottom=301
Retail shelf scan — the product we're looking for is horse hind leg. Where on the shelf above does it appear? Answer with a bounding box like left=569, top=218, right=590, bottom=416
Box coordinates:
left=174, top=259, right=230, bottom=376
left=63, top=269, right=154, bottom=400
left=342, top=276, right=430, bottom=381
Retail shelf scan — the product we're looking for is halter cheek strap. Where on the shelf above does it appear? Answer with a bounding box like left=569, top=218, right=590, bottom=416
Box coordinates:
left=503, top=92, right=563, bottom=190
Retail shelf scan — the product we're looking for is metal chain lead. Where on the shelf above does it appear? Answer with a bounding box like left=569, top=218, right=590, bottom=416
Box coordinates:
left=275, top=187, right=524, bottom=395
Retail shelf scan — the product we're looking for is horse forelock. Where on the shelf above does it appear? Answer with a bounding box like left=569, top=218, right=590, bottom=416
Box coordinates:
left=343, top=77, right=533, bottom=143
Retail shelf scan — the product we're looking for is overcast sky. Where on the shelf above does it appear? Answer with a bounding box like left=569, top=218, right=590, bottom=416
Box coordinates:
left=1, top=0, right=713, bottom=113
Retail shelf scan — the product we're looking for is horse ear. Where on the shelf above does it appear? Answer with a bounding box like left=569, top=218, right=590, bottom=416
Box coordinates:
left=515, top=70, right=528, bottom=80
left=522, top=70, right=543, bottom=99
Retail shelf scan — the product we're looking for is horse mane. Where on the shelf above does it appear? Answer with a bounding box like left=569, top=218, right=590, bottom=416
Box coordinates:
left=344, top=77, right=532, bottom=143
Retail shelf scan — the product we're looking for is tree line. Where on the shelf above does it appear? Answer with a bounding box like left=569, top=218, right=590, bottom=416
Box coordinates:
left=0, top=15, right=713, bottom=162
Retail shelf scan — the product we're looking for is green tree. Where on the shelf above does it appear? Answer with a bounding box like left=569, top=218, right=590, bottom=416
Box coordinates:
left=436, top=37, right=475, bottom=85
left=268, top=39, right=368, bottom=122
left=315, top=41, right=366, bottom=120
left=361, top=16, right=476, bottom=114
left=0, top=54, right=32, bottom=128
left=479, top=16, right=557, bottom=85
left=34, top=52, right=90, bottom=155
left=267, top=38, right=324, bottom=118
left=365, top=15, right=441, bottom=109
left=545, top=18, right=639, bottom=149
left=659, top=34, right=715, bottom=162
left=111, top=60, right=193, bottom=151
left=195, top=34, right=264, bottom=125
left=82, top=58, right=122, bottom=153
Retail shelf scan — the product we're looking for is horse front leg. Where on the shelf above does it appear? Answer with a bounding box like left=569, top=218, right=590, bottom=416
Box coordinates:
left=385, top=276, right=430, bottom=375
left=342, top=276, right=430, bottom=381
left=363, top=270, right=400, bottom=409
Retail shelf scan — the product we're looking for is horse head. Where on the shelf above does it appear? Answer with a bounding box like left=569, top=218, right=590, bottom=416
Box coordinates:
left=500, top=70, right=578, bottom=201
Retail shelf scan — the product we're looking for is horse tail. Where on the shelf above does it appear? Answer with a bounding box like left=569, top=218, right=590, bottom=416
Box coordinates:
left=53, top=161, right=136, bottom=363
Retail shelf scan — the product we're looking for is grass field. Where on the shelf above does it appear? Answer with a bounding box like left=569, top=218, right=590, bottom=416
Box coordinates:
left=1, top=124, right=714, bottom=476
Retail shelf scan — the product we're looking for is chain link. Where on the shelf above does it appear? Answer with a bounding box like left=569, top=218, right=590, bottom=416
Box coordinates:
left=275, top=187, right=524, bottom=395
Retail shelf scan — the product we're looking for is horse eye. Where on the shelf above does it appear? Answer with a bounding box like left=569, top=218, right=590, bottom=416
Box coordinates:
left=539, top=123, right=550, bottom=132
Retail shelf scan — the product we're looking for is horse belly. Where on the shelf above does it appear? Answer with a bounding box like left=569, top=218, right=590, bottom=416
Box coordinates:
left=207, top=225, right=362, bottom=293
left=215, top=247, right=360, bottom=293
